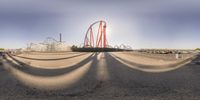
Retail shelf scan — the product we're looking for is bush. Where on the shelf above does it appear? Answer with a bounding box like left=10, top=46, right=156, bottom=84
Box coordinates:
left=196, top=48, right=200, bottom=51
left=71, top=45, right=78, bottom=51
left=0, top=48, right=4, bottom=51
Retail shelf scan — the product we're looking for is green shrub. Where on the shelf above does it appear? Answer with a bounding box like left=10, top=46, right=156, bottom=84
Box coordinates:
left=196, top=48, right=200, bottom=51
left=0, top=48, right=4, bottom=51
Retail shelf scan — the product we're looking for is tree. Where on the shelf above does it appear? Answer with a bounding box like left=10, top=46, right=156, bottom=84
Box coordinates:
left=196, top=48, right=200, bottom=51
left=71, top=45, right=78, bottom=51
left=0, top=48, right=4, bottom=51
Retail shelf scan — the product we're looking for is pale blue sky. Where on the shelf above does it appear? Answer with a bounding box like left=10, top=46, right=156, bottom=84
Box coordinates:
left=0, top=0, right=200, bottom=49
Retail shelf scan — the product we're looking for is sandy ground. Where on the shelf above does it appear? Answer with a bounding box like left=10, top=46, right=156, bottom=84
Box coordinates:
left=0, top=52, right=200, bottom=100
left=12, top=52, right=92, bottom=68
left=111, top=52, right=181, bottom=66
left=17, top=52, right=85, bottom=59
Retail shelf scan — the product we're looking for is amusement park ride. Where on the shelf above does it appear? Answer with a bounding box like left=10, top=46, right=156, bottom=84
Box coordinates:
left=84, top=20, right=108, bottom=48
left=27, top=20, right=132, bottom=52
left=72, top=20, right=132, bottom=52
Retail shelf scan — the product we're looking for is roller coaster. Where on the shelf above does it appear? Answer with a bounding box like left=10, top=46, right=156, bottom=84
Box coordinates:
left=84, top=20, right=108, bottom=48
left=28, top=36, right=70, bottom=52
left=27, top=20, right=133, bottom=52
left=72, top=20, right=133, bottom=52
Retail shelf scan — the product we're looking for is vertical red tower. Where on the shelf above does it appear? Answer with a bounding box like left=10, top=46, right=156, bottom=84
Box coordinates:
left=84, top=20, right=108, bottom=48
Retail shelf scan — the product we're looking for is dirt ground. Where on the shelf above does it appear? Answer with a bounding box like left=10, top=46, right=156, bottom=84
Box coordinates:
left=0, top=52, right=200, bottom=100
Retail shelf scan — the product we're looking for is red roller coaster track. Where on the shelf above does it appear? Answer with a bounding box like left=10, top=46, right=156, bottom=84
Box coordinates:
left=84, top=20, right=108, bottom=48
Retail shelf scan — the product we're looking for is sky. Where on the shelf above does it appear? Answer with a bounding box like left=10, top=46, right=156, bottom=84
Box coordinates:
left=0, top=0, right=200, bottom=49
